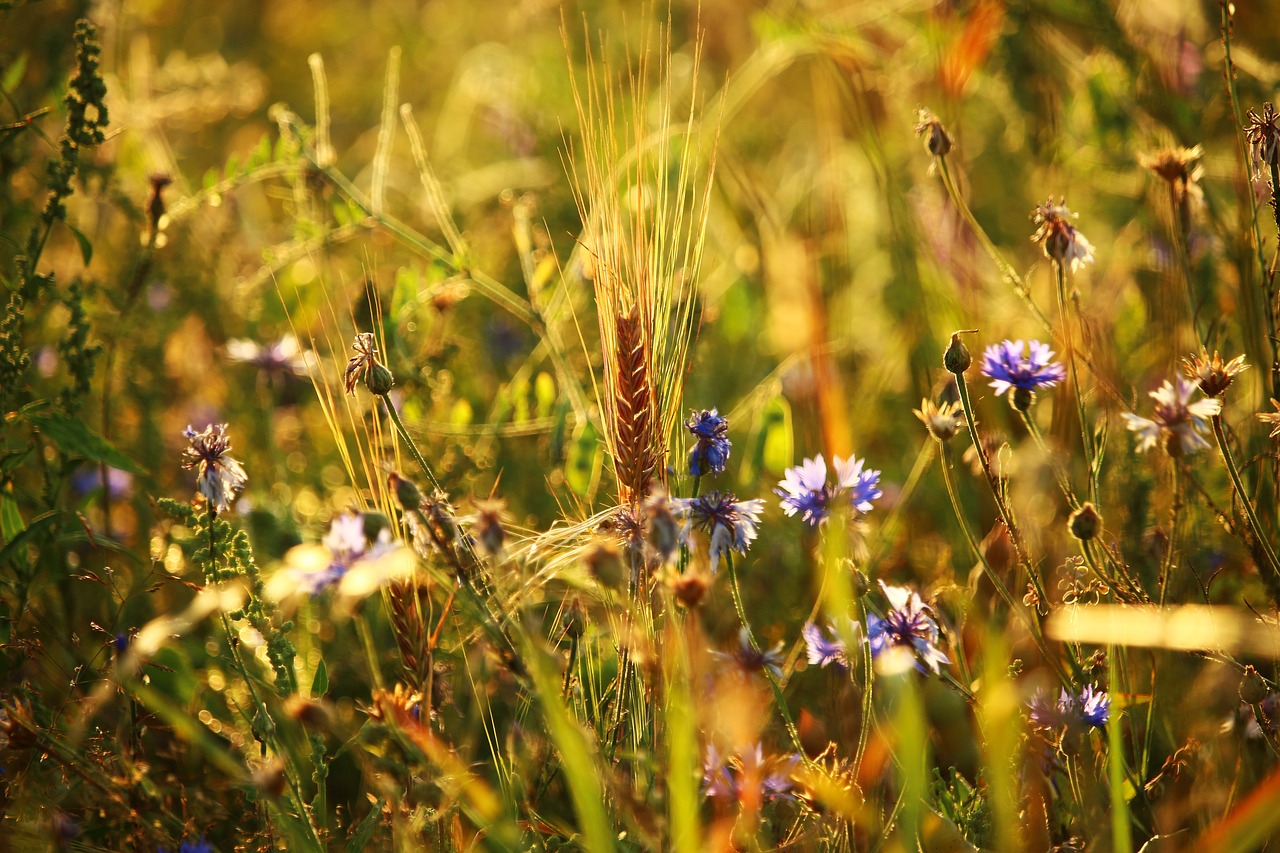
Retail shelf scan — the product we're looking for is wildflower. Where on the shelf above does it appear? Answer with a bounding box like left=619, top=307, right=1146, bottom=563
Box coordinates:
left=1122, top=376, right=1221, bottom=456
left=270, top=511, right=399, bottom=598
left=643, top=490, right=683, bottom=564
left=1245, top=103, right=1280, bottom=174
left=867, top=581, right=951, bottom=674
left=802, top=620, right=858, bottom=669
left=1183, top=351, right=1248, bottom=398
left=685, top=408, right=731, bottom=477
left=1139, top=145, right=1204, bottom=206
left=227, top=333, right=311, bottom=378
left=714, top=627, right=785, bottom=679
left=1030, top=198, right=1095, bottom=272
left=981, top=340, right=1066, bottom=398
left=181, top=424, right=247, bottom=513
left=466, top=497, right=509, bottom=557
left=702, top=743, right=798, bottom=802
left=672, top=491, right=764, bottom=571
left=367, top=683, right=429, bottom=726
left=775, top=454, right=882, bottom=527
left=1258, top=399, right=1280, bottom=439
left=160, top=838, right=212, bottom=853
left=1028, top=684, right=1110, bottom=731
left=914, top=108, right=952, bottom=157
left=914, top=398, right=965, bottom=442
left=343, top=332, right=394, bottom=396
left=943, top=330, right=976, bottom=375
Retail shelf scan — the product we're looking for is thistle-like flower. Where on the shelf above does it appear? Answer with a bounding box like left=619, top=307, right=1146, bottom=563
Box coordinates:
left=1030, top=198, right=1095, bottom=272
left=713, top=627, right=785, bottom=679
left=914, top=398, right=966, bottom=442
left=343, top=332, right=394, bottom=396
left=1027, top=683, right=1110, bottom=731
left=685, top=408, right=731, bottom=477
left=775, top=454, right=882, bottom=527
left=672, top=491, right=764, bottom=571
left=1139, top=145, right=1204, bottom=207
left=181, top=424, right=248, bottom=513
left=802, top=620, right=858, bottom=670
left=1245, top=103, right=1280, bottom=174
left=1183, top=351, right=1249, bottom=398
left=981, top=340, right=1067, bottom=397
left=867, top=581, right=951, bottom=675
left=1258, top=399, right=1280, bottom=439
left=1122, top=376, right=1222, bottom=456
left=702, top=743, right=798, bottom=802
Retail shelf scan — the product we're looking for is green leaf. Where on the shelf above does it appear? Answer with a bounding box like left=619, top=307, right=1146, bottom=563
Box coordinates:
left=311, top=659, right=329, bottom=697
left=65, top=221, right=93, bottom=266
left=0, top=491, right=23, bottom=542
left=25, top=412, right=146, bottom=474
left=346, top=797, right=384, bottom=851
left=1, top=52, right=28, bottom=93
left=0, top=509, right=58, bottom=569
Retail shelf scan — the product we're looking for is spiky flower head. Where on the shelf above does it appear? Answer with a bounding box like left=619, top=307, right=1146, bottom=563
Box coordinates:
left=1122, top=376, right=1222, bottom=456
left=1183, top=351, right=1249, bottom=398
left=181, top=424, right=247, bottom=513
left=1245, top=103, right=1280, bottom=173
left=1259, top=399, right=1280, bottom=439
left=914, top=398, right=966, bottom=442
left=672, top=491, right=764, bottom=572
left=1139, top=145, right=1204, bottom=206
left=775, top=454, right=882, bottom=527
left=802, top=619, right=859, bottom=670
left=1030, top=198, right=1095, bottom=272
left=981, top=340, right=1067, bottom=398
left=466, top=497, right=509, bottom=557
left=867, top=581, right=951, bottom=675
left=914, top=108, right=952, bottom=157
left=713, top=627, right=785, bottom=679
left=1027, top=683, right=1110, bottom=732
left=702, top=743, right=798, bottom=803
left=343, top=332, right=394, bottom=396
left=685, top=408, right=731, bottom=477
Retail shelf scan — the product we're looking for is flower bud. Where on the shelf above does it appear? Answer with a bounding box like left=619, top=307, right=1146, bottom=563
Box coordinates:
left=944, top=331, right=975, bottom=375
left=1069, top=503, right=1102, bottom=541
left=853, top=569, right=870, bottom=599
left=390, top=472, right=423, bottom=512
left=585, top=538, right=625, bottom=590
left=1011, top=386, right=1034, bottom=413
left=1241, top=665, right=1270, bottom=706
left=366, top=363, right=395, bottom=395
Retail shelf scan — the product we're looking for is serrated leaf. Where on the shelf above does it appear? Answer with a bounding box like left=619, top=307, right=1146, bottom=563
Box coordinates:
left=65, top=222, right=93, bottom=266
left=25, top=412, right=146, bottom=474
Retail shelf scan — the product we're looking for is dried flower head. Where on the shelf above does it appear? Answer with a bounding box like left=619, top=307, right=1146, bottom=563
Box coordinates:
left=181, top=423, right=247, bottom=513
left=343, top=332, right=393, bottom=395
left=914, top=108, right=952, bottom=157
left=466, top=497, right=509, bottom=557
left=1030, top=198, right=1095, bottom=272
left=1139, top=145, right=1204, bottom=206
left=1122, top=376, right=1222, bottom=456
left=1245, top=103, right=1280, bottom=174
left=1258, top=398, right=1280, bottom=439
left=685, top=408, right=731, bottom=477
left=1183, top=351, right=1248, bottom=398
left=914, top=398, right=965, bottom=442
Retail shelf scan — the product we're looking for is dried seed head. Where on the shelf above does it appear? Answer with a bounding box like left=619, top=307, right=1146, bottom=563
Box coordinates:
left=1069, top=503, right=1102, bottom=541
left=1030, top=198, right=1095, bottom=272
left=1259, top=398, right=1280, bottom=439
left=914, top=109, right=952, bottom=157
left=668, top=567, right=711, bottom=609
left=468, top=497, right=509, bottom=557
left=1183, top=351, right=1248, bottom=398
left=914, top=398, right=966, bottom=442
left=1138, top=145, right=1204, bottom=205
left=585, top=538, right=626, bottom=590
left=344, top=332, right=394, bottom=396
left=1245, top=103, right=1280, bottom=173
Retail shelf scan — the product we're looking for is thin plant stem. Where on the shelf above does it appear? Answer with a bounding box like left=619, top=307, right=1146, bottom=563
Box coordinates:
left=1054, top=260, right=1097, bottom=503
left=1249, top=702, right=1280, bottom=759
left=1019, top=407, right=1081, bottom=510
left=1212, top=413, right=1280, bottom=582
left=381, top=393, right=446, bottom=497
left=1169, top=185, right=1206, bottom=349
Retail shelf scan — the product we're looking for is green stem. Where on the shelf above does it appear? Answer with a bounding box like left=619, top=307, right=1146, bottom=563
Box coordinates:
left=355, top=613, right=385, bottom=691
left=1019, top=407, right=1081, bottom=510
left=1211, top=413, right=1280, bottom=583
left=1169, top=186, right=1206, bottom=349
left=381, top=393, right=446, bottom=497
left=1054, top=260, right=1097, bottom=504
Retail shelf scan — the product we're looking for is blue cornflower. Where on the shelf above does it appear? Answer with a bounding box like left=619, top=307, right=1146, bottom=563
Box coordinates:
left=672, top=491, right=764, bottom=571
left=713, top=627, right=785, bottom=679
left=686, top=408, right=731, bottom=477
left=160, top=838, right=212, bottom=853
left=1027, top=683, right=1110, bottom=731
left=271, top=512, right=397, bottom=597
left=182, top=424, right=248, bottom=514
left=867, top=581, right=951, bottom=675
left=702, top=743, right=798, bottom=803
left=980, top=340, right=1067, bottom=397
left=802, top=619, right=859, bottom=670
left=776, top=454, right=882, bottom=527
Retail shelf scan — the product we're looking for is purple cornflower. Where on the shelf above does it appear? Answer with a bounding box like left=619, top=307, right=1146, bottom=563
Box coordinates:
left=802, top=620, right=858, bottom=670
left=713, top=627, right=784, bottom=679
left=867, top=581, right=951, bottom=675
left=1122, top=376, right=1221, bottom=456
left=181, top=424, right=247, bottom=513
left=227, top=333, right=312, bottom=379
left=686, top=408, right=731, bottom=477
left=1027, top=684, right=1110, bottom=731
left=775, top=454, right=882, bottom=527
left=702, top=743, right=798, bottom=803
left=672, top=491, right=764, bottom=571
left=980, top=340, right=1066, bottom=397
left=278, top=512, right=397, bottom=596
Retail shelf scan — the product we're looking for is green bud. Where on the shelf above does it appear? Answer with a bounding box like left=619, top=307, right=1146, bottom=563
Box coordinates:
left=944, top=331, right=976, bottom=375
left=1069, top=503, right=1101, bottom=541
left=366, top=363, right=395, bottom=395
left=390, top=472, right=423, bottom=511
left=1011, top=386, right=1034, bottom=413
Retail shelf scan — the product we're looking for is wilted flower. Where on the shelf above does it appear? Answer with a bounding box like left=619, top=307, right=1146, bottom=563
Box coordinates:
left=1027, top=683, right=1110, bottom=731
left=685, top=408, right=731, bottom=477
left=1183, top=351, right=1248, bottom=398
left=775, top=454, right=882, bottom=527
left=981, top=340, right=1066, bottom=397
left=713, top=627, right=785, bottom=679
left=802, top=620, right=858, bottom=670
left=181, top=424, right=248, bottom=513
left=672, top=491, right=764, bottom=571
left=867, top=581, right=951, bottom=675
left=1122, top=376, right=1222, bottom=456
left=343, top=332, right=394, bottom=396
left=227, top=333, right=312, bottom=378
left=1139, top=145, right=1204, bottom=207
left=914, top=398, right=966, bottom=442
left=1245, top=103, right=1280, bottom=174
left=1030, top=198, right=1095, bottom=272
left=1259, top=399, right=1280, bottom=439
left=915, top=108, right=952, bottom=157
